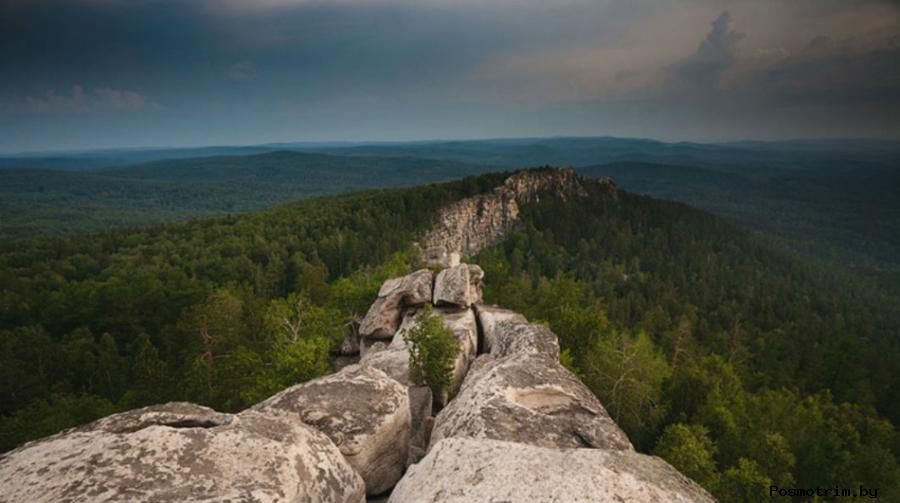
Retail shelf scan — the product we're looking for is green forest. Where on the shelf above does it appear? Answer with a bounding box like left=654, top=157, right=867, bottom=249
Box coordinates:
left=1, top=169, right=899, bottom=501
left=0, top=172, right=508, bottom=449
left=0, top=151, right=493, bottom=240
left=474, top=181, right=900, bottom=501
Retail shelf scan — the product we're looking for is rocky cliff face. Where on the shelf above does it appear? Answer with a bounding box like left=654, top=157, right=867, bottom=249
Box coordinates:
left=421, top=166, right=589, bottom=266
left=0, top=169, right=712, bottom=503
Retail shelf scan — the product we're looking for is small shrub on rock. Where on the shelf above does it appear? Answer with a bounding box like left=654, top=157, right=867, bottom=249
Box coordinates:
left=404, top=305, right=459, bottom=398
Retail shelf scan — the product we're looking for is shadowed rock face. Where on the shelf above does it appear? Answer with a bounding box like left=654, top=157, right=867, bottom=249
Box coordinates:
left=430, top=352, right=633, bottom=451
left=389, top=438, right=716, bottom=503
left=0, top=404, right=366, bottom=503
left=250, top=366, right=410, bottom=496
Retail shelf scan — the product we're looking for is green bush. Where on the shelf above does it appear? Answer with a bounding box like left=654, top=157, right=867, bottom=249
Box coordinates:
left=403, top=305, right=459, bottom=397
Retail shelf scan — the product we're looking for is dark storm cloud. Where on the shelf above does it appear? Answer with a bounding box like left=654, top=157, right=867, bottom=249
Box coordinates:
left=1, top=0, right=898, bottom=151
left=671, top=11, right=744, bottom=90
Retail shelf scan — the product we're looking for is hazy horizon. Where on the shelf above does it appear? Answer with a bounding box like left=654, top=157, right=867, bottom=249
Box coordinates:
left=3, top=0, right=899, bottom=152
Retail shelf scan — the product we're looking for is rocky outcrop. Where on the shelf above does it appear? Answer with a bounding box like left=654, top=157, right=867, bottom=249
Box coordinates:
left=433, top=263, right=484, bottom=308
left=390, top=438, right=716, bottom=503
left=1, top=180, right=712, bottom=503
left=250, top=366, right=410, bottom=495
left=0, top=403, right=365, bottom=503
left=483, top=316, right=560, bottom=359
left=361, top=306, right=478, bottom=399
left=436, top=307, right=479, bottom=396
left=429, top=352, right=632, bottom=451
left=422, top=167, right=587, bottom=266
left=472, top=304, right=527, bottom=353
left=359, top=269, right=433, bottom=339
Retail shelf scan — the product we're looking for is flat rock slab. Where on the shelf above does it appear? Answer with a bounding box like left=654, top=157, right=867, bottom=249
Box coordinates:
left=389, top=438, right=716, bottom=503
left=430, top=353, right=633, bottom=451
left=250, top=366, right=410, bottom=496
left=0, top=403, right=365, bottom=503
left=433, top=264, right=483, bottom=308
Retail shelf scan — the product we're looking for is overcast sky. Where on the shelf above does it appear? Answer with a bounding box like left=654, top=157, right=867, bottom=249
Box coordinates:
left=1, top=0, right=898, bottom=152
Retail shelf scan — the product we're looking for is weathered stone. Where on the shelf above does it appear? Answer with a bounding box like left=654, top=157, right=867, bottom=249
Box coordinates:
left=490, top=320, right=561, bottom=360
left=359, top=296, right=398, bottom=339
left=430, top=353, right=633, bottom=451
left=407, top=385, right=434, bottom=466
left=361, top=345, right=411, bottom=386
left=436, top=307, right=479, bottom=395
left=389, top=438, right=716, bottom=503
left=338, top=318, right=361, bottom=355
left=473, top=304, right=528, bottom=354
left=250, top=366, right=411, bottom=495
left=359, top=269, right=434, bottom=339
left=422, top=167, right=588, bottom=265
left=433, top=264, right=483, bottom=308
left=378, top=269, right=433, bottom=304
left=0, top=403, right=365, bottom=503
left=362, top=307, right=477, bottom=399
left=71, top=401, right=233, bottom=433
left=359, top=338, right=388, bottom=359
left=335, top=354, right=361, bottom=372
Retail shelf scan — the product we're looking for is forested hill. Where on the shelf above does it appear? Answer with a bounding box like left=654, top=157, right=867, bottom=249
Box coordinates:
left=0, top=150, right=496, bottom=240
left=473, top=181, right=900, bottom=501
left=1, top=168, right=899, bottom=501
left=579, top=161, right=900, bottom=294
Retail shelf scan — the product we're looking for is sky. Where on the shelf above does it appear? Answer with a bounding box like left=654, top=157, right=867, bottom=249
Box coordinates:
left=1, top=0, right=899, bottom=152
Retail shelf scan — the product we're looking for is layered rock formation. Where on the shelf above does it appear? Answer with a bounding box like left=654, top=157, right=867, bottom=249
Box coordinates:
left=422, top=167, right=588, bottom=266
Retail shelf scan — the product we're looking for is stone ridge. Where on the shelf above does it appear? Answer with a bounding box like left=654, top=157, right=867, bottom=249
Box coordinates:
left=0, top=266, right=712, bottom=500
left=421, top=167, right=588, bottom=266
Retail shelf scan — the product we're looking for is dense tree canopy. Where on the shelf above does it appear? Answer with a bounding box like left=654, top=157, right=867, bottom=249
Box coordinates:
left=0, top=172, right=509, bottom=450
left=2, top=169, right=898, bottom=502
left=474, top=180, right=900, bottom=500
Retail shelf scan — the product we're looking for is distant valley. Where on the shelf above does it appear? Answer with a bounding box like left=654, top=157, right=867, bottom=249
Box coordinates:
left=2, top=136, right=898, bottom=294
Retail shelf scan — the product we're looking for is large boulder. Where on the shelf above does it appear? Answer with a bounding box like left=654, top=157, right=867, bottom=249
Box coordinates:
left=250, top=366, right=410, bottom=496
left=430, top=353, right=632, bottom=451
left=433, top=264, right=483, bottom=308
left=473, top=303, right=528, bottom=354
left=389, top=438, right=716, bottom=503
left=0, top=402, right=365, bottom=503
left=361, top=345, right=411, bottom=385
left=359, top=269, right=434, bottom=339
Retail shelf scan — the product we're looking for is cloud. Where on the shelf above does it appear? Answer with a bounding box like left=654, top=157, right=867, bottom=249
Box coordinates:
left=227, top=61, right=256, bottom=81
left=1, top=0, right=898, bottom=149
left=16, top=85, right=158, bottom=114
left=671, top=11, right=745, bottom=90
